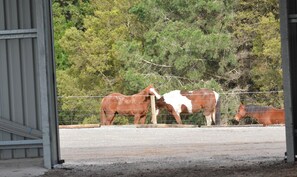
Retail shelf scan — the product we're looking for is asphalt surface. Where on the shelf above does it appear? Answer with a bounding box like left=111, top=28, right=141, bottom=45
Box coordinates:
left=60, top=126, right=286, bottom=165
left=1, top=125, right=287, bottom=177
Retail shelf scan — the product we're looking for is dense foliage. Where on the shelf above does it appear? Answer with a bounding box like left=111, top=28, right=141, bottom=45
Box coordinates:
left=53, top=0, right=282, bottom=125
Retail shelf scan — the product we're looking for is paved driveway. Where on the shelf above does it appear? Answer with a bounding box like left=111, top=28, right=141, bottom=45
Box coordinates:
left=60, top=126, right=286, bottom=165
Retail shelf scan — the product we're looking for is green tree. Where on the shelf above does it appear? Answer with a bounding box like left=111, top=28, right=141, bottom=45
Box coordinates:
left=55, top=0, right=241, bottom=124
left=53, top=0, right=97, bottom=124
left=115, top=0, right=237, bottom=93
left=56, top=0, right=143, bottom=124
left=53, top=0, right=93, bottom=70
left=251, top=13, right=282, bottom=106
left=59, top=0, right=141, bottom=95
left=232, top=0, right=282, bottom=107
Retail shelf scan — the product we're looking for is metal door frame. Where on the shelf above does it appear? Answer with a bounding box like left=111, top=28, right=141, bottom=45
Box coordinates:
left=0, top=0, right=61, bottom=169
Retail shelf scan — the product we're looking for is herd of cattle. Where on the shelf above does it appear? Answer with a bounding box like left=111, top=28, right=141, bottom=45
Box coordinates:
left=100, top=85, right=285, bottom=126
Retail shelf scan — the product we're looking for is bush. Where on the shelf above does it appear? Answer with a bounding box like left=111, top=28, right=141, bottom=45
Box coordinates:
left=82, top=115, right=99, bottom=124
left=113, top=116, right=130, bottom=125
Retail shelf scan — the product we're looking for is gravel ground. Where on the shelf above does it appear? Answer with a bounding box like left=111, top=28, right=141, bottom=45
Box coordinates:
left=39, top=126, right=297, bottom=177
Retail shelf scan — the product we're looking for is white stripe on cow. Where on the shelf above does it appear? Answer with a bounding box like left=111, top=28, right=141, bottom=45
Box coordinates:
left=149, top=88, right=162, bottom=99
left=213, top=91, right=219, bottom=105
left=163, top=90, right=193, bottom=114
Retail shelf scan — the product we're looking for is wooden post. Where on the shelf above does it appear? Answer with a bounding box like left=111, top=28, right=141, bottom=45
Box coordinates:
left=150, top=95, right=157, bottom=124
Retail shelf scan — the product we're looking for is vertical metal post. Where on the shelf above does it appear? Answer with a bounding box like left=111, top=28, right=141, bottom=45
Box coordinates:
left=36, top=0, right=52, bottom=169
left=47, top=0, right=63, bottom=165
left=279, top=0, right=295, bottom=163
left=150, top=95, right=157, bottom=124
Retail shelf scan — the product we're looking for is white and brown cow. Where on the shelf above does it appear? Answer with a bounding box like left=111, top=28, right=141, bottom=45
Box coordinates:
left=156, top=88, right=220, bottom=126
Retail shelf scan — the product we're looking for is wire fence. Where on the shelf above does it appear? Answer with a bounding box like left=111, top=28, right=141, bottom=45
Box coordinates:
left=57, top=91, right=284, bottom=126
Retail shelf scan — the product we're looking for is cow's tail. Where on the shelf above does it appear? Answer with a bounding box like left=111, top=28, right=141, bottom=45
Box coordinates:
left=100, top=98, right=106, bottom=125
left=214, top=91, right=221, bottom=125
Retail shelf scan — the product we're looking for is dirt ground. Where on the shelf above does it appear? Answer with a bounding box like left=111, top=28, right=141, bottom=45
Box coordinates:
left=41, top=160, right=297, bottom=177
left=39, top=126, right=297, bottom=177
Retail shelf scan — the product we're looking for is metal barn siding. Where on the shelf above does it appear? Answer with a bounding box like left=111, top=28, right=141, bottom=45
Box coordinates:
left=0, top=0, right=61, bottom=168
left=280, top=0, right=297, bottom=163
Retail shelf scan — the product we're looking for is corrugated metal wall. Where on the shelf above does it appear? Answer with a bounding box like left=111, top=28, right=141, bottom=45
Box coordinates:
left=0, top=0, right=61, bottom=168
left=0, top=0, right=43, bottom=159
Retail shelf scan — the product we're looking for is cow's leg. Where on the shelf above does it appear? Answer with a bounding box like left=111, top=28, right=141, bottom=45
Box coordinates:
left=204, top=109, right=215, bottom=126
left=156, top=109, right=159, bottom=117
left=110, top=116, right=116, bottom=125
left=171, top=111, right=182, bottom=124
left=211, top=111, right=216, bottom=125
left=134, top=114, right=141, bottom=124
left=105, top=111, right=115, bottom=125
left=205, top=114, right=212, bottom=126
left=139, top=115, right=147, bottom=124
